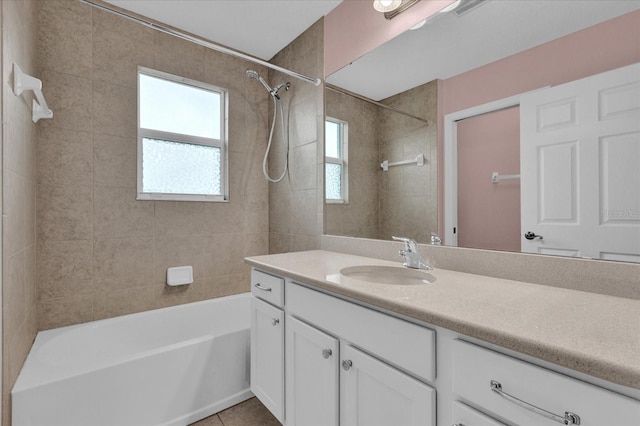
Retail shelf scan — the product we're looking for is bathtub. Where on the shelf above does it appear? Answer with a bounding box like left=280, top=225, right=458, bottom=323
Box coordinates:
left=12, top=293, right=252, bottom=426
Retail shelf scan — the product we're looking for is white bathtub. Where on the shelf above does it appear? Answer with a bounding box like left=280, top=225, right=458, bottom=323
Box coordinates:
left=12, top=293, right=252, bottom=426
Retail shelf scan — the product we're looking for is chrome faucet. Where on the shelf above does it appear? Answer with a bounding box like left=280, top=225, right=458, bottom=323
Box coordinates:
left=392, top=236, right=432, bottom=270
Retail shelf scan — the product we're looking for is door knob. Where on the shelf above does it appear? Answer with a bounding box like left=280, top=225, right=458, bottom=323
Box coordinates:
left=524, top=231, right=543, bottom=240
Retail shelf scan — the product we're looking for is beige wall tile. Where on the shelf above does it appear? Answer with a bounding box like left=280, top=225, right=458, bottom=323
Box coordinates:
left=154, top=201, right=206, bottom=237
left=38, top=127, right=93, bottom=187
left=153, top=236, right=207, bottom=284
left=93, top=80, right=137, bottom=138
left=37, top=240, right=92, bottom=300
left=92, top=8, right=155, bottom=43
left=203, top=234, right=246, bottom=278
left=37, top=184, right=92, bottom=241
left=5, top=172, right=26, bottom=256
left=39, top=69, right=93, bottom=133
left=93, top=238, right=154, bottom=290
left=154, top=279, right=204, bottom=309
left=290, top=143, right=317, bottom=191
left=93, top=286, right=156, bottom=320
left=38, top=0, right=92, bottom=77
left=38, top=294, right=94, bottom=330
left=94, top=186, right=154, bottom=239
left=203, top=198, right=246, bottom=235
left=291, top=96, right=318, bottom=147
left=244, top=233, right=269, bottom=258
left=93, top=25, right=154, bottom=88
left=245, top=193, right=269, bottom=234
left=93, top=133, right=137, bottom=188
left=269, top=232, right=291, bottom=255
left=5, top=253, right=26, bottom=343
left=290, top=190, right=317, bottom=236
left=203, top=274, right=249, bottom=300
left=153, top=32, right=205, bottom=81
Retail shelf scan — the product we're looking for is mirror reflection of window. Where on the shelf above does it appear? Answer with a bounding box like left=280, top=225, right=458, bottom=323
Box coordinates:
left=325, top=118, right=348, bottom=203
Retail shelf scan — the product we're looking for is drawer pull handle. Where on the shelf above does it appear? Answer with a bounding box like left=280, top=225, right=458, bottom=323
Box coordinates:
left=322, top=349, right=333, bottom=359
left=254, top=283, right=272, bottom=292
left=490, top=380, right=580, bottom=425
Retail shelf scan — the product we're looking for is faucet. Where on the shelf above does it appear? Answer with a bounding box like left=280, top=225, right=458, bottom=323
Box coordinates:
left=392, top=236, right=432, bottom=270
left=431, top=232, right=441, bottom=245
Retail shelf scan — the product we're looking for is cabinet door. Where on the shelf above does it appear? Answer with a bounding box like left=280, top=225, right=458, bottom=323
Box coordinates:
left=286, top=316, right=339, bottom=426
left=340, top=345, right=436, bottom=426
left=251, top=297, right=285, bottom=423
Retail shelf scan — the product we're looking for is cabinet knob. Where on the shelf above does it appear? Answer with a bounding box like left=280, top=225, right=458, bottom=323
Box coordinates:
left=271, top=318, right=279, bottom=326
left=341, top=359, right=352, bottom=371
left=322, top=349, right=333, bottom=359
left=452, top=424, right=464, bottom=426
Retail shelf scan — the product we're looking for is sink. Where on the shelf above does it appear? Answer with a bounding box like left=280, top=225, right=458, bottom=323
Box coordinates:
left=339, top=265, right=436, bottom=285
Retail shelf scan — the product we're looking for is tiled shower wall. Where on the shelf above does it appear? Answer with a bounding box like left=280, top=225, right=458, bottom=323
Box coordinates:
left=324, top=88, right=379, bottom=239
left=324, top=81, right=438, bottom=244
left=378, top=81, right=438, bottom=243
left=35, top=0, right=270, bottom=330
left=268, top=19, right=324, bottom=253
left=2, top=1, right=39, bottom=425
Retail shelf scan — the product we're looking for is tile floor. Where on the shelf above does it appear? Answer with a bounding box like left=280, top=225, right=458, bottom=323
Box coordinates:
left=189, top=397, right=280, bottom=426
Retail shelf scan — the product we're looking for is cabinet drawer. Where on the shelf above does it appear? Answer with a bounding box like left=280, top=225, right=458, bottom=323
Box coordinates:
left=287, top=282, right=435, bottom=382
left=453, top=339, right=640, bottom=426
left=452, top=401, right=506, bottom=426
left=251, top=269, right=284, bottom=307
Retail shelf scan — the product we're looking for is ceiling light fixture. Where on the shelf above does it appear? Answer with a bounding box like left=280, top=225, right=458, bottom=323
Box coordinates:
left=374, top=0, right=422, bottom=20
left=439, top=0, right=462, bottom=13
left=409, top=19, right=427, bottom=30
left=373, top=0, right=402, bottom=13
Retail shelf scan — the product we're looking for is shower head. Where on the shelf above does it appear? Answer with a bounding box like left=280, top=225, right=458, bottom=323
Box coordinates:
left=246, top=69, right=289, bottom=100
left=245, top=70, right=260, bottom=80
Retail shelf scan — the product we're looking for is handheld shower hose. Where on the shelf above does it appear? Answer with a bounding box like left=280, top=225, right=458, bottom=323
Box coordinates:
left=246, top=69, right=290, bottom=183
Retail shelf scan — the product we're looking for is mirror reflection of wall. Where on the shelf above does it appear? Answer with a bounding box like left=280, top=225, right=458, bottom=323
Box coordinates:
left=325, top=81, right=438, bottom=244
left=324, top=1, right=640, bottom=262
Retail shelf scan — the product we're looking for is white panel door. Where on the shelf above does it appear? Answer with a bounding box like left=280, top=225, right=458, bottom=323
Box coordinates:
left=250, top=297, right=285, bottom=423
left=285, top=316, right=339, bottom=426
left=520, top=62, right=640, bottom=261
left=340, top=345, right=436, bottom=426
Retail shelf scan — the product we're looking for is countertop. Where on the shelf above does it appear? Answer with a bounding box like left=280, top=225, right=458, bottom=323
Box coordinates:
left=245, top=250, right=640, bottom=391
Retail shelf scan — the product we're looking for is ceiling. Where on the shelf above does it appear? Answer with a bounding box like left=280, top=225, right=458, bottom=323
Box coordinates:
left=326, top=0, right=640, bottom=100
left=103, top=0, right=342, bottom=61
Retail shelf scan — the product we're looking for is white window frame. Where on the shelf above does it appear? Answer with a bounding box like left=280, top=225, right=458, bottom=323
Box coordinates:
left=325, top=117, right=349, bottom=204
left=137, top=66, right=229, bottom=202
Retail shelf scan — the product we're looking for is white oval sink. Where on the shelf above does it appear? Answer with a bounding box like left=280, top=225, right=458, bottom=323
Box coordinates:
left=339, top=265, right=436, bottom=285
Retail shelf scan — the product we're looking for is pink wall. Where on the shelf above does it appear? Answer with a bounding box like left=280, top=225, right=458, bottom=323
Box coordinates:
left=457, top=107, right=520, bottom=252
left=437, top=10, right=640, bottom=238
left=324, top=0, right=455, bottom=76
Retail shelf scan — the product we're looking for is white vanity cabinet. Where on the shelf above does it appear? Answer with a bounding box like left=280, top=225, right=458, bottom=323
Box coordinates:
left=285, top=315, right=339, bottom=426
left=248, top=266, right=640, bottom=426
left=250, top=269, right=285, bottom=423
left=340, top=344, right=436, bottom=426
left=452, top=339, right=640, bottom=426
left=285, top=280, right=437, bottom=426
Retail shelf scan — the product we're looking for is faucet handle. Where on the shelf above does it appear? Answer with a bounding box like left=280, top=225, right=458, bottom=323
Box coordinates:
left=392, top=236, right=417, bottom=252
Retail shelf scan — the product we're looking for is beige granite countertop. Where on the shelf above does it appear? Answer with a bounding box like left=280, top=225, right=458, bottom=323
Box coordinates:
left=245, top=250, right=640, bottom=391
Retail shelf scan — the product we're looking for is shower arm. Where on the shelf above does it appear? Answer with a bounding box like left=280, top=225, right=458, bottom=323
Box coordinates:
left=76, top=0, right=322, bottom=87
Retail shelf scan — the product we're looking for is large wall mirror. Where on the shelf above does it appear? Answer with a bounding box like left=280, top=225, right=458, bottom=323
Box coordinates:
left=324, top=0, right=640, bottom=262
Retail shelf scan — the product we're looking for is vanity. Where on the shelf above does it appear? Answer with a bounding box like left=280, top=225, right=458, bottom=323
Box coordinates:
left=245, top=250, right=640, bottom=426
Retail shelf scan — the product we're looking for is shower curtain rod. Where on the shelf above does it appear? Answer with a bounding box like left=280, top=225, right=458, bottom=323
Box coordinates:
left=326, top=84, right=431, bottom=125
left=77, top=0, right=322, bottom=87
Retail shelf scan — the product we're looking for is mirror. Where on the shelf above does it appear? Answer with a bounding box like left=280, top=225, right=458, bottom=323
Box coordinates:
left=324, top=0, right=640, bottom=260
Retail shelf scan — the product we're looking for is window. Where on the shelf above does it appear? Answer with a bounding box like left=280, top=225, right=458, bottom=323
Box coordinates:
left=325, top=117, right=348, bottom=203
left=137, top=67, right=228, bottom=202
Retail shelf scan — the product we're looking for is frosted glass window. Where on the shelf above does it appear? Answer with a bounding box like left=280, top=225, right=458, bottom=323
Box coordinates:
left=137, top=67, right=227, bottom=202
left=142, top=138, right=221, bottom=195
left=325, top=163, right=342, bottom=200
left=325, top=117, right=348, bottom=203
